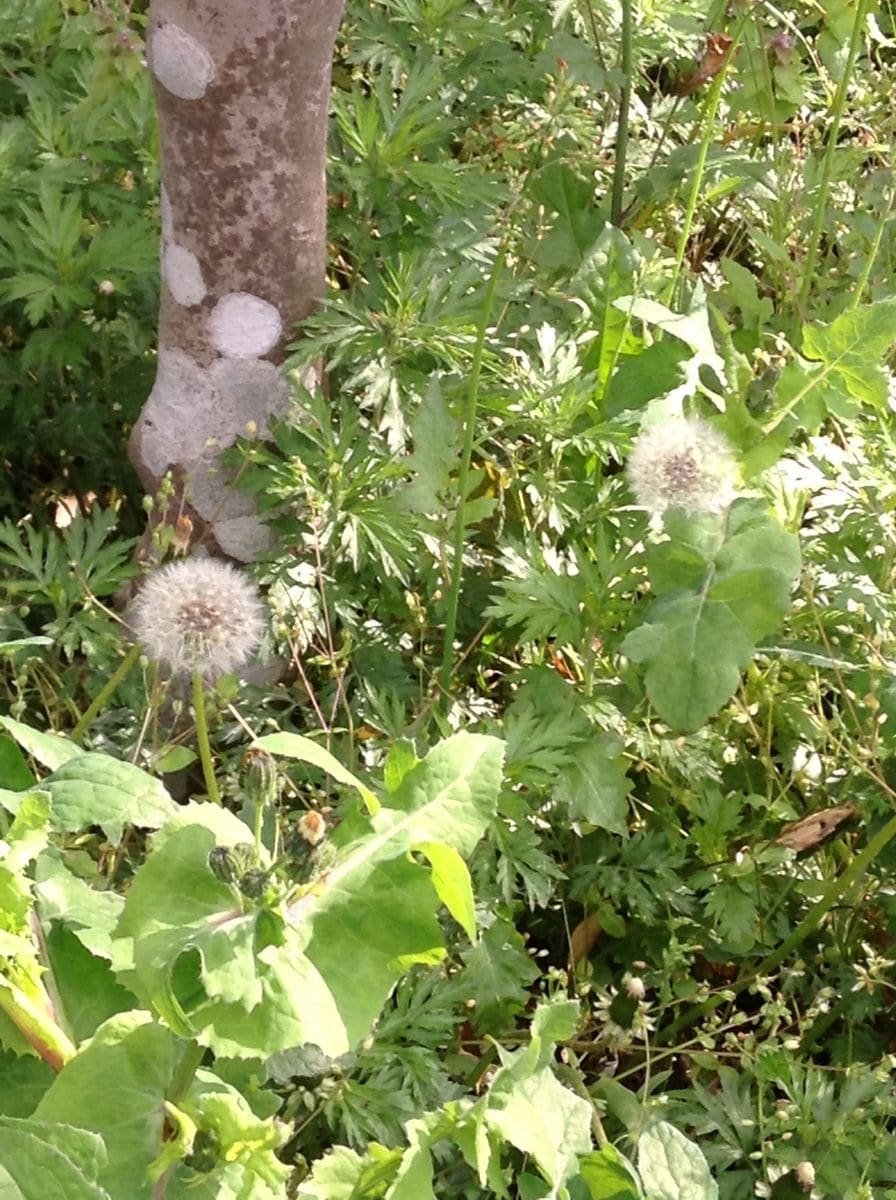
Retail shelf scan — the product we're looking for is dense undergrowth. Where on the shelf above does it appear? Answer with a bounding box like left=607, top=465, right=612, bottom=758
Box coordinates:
left=2, top=0, right=896, bottom=1197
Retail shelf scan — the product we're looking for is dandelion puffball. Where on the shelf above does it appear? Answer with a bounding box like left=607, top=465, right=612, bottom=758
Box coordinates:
left=131, top=558, right=264, bottom=679
left=627, top=417, right=737, bottom=516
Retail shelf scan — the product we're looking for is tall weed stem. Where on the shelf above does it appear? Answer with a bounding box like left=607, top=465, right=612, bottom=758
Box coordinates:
left=796, top=0, right=870, bottom=318
left=71, top=642, right=142, bottom=743
left=439, top=251, right=504, bottom=700
left=665, top=34, right=739, bottom=306
left=610, top=0, right=633, bottom=225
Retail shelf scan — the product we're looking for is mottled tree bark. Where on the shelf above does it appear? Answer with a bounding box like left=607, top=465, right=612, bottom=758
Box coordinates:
left=130, top=0, right=345, bottom=560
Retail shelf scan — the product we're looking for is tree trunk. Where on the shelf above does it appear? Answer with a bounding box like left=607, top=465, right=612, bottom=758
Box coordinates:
left=130, top=0, right=344, bottom=561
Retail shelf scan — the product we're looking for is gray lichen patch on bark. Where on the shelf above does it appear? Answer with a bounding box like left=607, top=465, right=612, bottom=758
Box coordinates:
left=132, top=0, right=345, bottom=559
left=208, top=292, right=282, bottom=358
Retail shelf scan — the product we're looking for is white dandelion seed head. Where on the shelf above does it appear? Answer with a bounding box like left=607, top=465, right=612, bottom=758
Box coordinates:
left=627, top=417, right=738, bottom=516
left=131, top=558, right=265, bottom=679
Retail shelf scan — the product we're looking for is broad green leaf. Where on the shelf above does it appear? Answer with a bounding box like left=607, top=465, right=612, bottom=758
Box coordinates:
left=172, top=1068, right=290, bottom=1196
left=0, top=735, right=34, bottom=791
left=42, top=925, right=136, bottom=1044
left=619, top=289, right=726, bottom=388
left=0, top=1116, right=110, bottom=1200
left=622, top=595, right=752, bottom=731
left=0, top=793, right=75, bottom=1065
left=0, top=716, right=82, bottom=772
left=0, top=1050, right=54, bottom=1118
left=35, top=851, right=125, bottom=959
left=152, top=745, right=198, bottom=774
left=253, top=731, right=378, bottom=813
left=484, top=999, right=592, bottom=1197
left=35, top=1012, right=178, bottom=1200
left=531, top=163, right=605, bottom=271
left=111, top=822, right=348, bottom=1056
left=301, top=857, right=445, bottom=1050
left=296, top=1144, right=403, bottom=1200
left=636, top=1122, right=717, bottom=1200
left=386, top=1115, right=438, bottom=1200
left=417, top=842, right=476, bottom=940
left=622, top=501, right=799, bottom=730
left=39, top=752, right=178, bottom=844
left=579, top=1146, right=642, bottom=1200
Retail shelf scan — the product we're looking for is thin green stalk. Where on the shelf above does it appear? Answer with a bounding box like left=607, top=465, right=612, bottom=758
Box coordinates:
left=796, top=0, right=871, bottom=317
left=849, top=175, right=895, bottom=309
left=610, top=0, right=633, bottom=226
left=664, top=35, right=739, bottom=307
left=71, top=641, right=142, bottom=743
left=657, top=807, right=896, bottom=1045
left=438, top=251, right=504, bottom=700
left=167, top=1039, right=206, bottom=1103
left=192, top=671, right=221, bottom=804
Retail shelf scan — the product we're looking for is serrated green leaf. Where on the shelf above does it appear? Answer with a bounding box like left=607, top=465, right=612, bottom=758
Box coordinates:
left=622, top=594, right=752, bottom=731
left=39, top=753, right=178, bottom=844
left=802, top=298, right=896, bottom=410
left=396, top=382, right=458, bottom=516
left=636, top=1122, right=717, bottom=1200
left=0, top=1116, right=110, bottom=1200
left=111, top=822, right=347, bottom=1056
left=554, top=740, right=631, bottom=834
left=460, top=919, right=539, bottom=1035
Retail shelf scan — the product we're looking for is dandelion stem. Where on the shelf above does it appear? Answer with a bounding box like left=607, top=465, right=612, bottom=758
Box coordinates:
left=192, top=672, right=221, bottom=805
left=71, top=642, right=142, bottom=743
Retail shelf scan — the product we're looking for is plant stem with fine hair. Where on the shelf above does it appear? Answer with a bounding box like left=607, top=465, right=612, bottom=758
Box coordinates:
left=439, top=250, right=504, bottom=701
left=192, top=672, right=221, bottom=805
left=610, top=0, right=633, bottom=225
left=664, top=30, right=740, bottom=306
left=796, top=0, right=870, bottom=318
left=71, top=642, right=142, bottom=743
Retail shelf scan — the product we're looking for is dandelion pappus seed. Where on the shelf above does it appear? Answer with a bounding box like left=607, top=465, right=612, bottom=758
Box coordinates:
left=627, top=417, right=738, bottom=516
left=130, top=557, right=265, bottom=679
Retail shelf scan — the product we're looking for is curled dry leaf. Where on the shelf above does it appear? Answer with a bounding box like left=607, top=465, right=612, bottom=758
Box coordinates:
left=776, top=804, right=858, bottom=853
left=570, top=913, right=602, bottom=967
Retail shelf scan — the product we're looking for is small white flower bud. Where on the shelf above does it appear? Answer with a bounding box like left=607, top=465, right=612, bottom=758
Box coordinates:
left=794, top=1161, right=815, bottom=1190
left=625, top=974, right=646, bottom=1000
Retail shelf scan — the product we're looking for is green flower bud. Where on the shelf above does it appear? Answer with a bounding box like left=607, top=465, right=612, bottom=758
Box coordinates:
left=207, top=843, right=257, bottom=885
left=238, top=868, right=270, bottom=900
left=243, top=748, right=279, bottom=811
